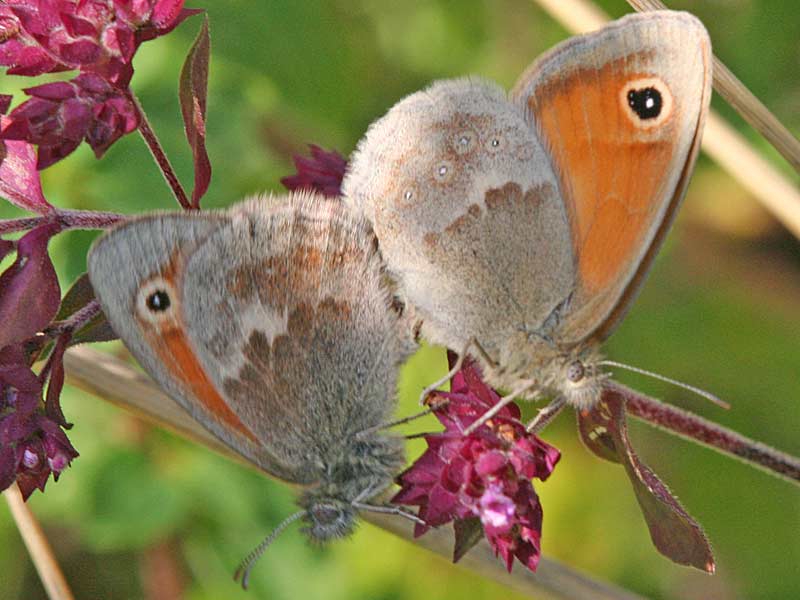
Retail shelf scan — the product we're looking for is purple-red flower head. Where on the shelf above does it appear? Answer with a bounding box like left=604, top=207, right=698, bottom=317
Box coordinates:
left=281, top=144, right=348, bottom=198
left=0, top=345, right=78, bottom=500
left=0, top=0, right=200, bottom=85
left=1, top=74, right=139, bottom=168
left=392, top=354, right=560, bottom=572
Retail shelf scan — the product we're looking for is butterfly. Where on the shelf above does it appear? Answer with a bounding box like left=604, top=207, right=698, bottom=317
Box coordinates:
left=343, top=10, right=712, bottom=424
left=88, top=192, right=418, bottom=584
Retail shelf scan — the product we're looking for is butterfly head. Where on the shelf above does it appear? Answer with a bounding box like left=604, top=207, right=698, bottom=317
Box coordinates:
left=557, top=355, right=607, bottom=410
left=299, top=432, right=405, bottom=542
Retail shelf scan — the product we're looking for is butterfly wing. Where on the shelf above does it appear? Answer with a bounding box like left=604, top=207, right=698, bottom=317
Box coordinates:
left=88, top=192, right=412, bottom=482
left=511, top=11, right=712, bottom=347
left=344, top=78, right=575, bottom=364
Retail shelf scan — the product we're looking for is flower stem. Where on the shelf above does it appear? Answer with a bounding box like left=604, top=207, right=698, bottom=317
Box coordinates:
left=4, top=482, right=75, bottom=600
left=613, top=382, right=800, bottom=485
left=128, top=89, right=193, bottom=210
left=0, top=209, right=124, bottom=235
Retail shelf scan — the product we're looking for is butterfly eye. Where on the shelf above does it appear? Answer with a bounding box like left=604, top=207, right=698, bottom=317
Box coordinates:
left=566, top=360, right=585, bottom=383
left=620, top=77, right=673, bottom=129
left=137, top=277, right=178, bottom=323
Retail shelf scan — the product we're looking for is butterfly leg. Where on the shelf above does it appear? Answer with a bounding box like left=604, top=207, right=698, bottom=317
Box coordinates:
left=351, top=482, right=427, bottom=526
left=462, top=380, right=538, bottom=435
left=355, top=400, right=448, bottom=440
left=417, top=337, right=474, bottom=406
left=525, top=397, right=567, bottom=433
left=351, top=501, right=427, bottom=526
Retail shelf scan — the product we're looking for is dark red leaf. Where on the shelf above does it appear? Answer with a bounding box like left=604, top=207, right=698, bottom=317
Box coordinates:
left=577, top=386, right=715, bottom=573
left=0, top=223, right=60, bottom=349
left=55, top=273, right=117, bottom=345
left=178, top=15, right=211, bottom=208
left=453, top=517, right=484, bottom=563
left=44, top=332, right=71, bottom=428
left=0, top=239, right=13, bottom=262
left=0, top=117, right=51, bottom=213
left=0, top=94, right=10, bottom=114
left=55, top=273, right=95, bottom=321
left=0, top=446, right=16, bottom=492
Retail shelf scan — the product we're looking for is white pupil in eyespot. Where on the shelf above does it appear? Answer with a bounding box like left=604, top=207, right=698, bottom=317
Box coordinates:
left=438, top=165, right=447, bottom=175
left=459, top=136, right=469, bottom=145
left=491, top=139, right=499, bottom=147
left=403, top=190, right=413, bottom=200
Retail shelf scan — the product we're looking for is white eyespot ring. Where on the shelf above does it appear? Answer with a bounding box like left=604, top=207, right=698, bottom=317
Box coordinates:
left=136, top=276, right=178, bottom=325
left=434, top=160, right=453, bottom=183
left=619, top=77, right=673, bottom=129
left=452, top=130, right=476, bottom=154
left=487, top=132, right=505, bottom=153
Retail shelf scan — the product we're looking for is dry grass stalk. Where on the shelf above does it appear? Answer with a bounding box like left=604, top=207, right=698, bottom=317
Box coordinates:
left=4, top=482, right=75, bottom=600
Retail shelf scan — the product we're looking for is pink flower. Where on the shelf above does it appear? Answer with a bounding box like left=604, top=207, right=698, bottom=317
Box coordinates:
left=392, top=353, right=560, bottom=572
left=477, top=485, right=515, bottom=529
left=281, top=144, right=348, bottom=198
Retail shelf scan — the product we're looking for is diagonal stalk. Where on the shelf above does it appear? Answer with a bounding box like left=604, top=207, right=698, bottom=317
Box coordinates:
left=4, top=483, right=75, bottom=600
left=610, top=382, right=800, bottom=485
left=0, top=209, right=123, bottom=235
left=126, top=89, right=192, bottom=210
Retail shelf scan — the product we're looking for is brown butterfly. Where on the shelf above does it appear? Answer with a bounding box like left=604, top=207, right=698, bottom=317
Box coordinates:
left=344, top=10, right=712, bottom=424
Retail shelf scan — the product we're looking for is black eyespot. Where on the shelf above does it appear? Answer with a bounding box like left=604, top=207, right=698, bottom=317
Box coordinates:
left=145, top=290, right=171, bottom=312
left=567, top=361, right=585, bottom=383
left=627, top=87, right=662, bottom=120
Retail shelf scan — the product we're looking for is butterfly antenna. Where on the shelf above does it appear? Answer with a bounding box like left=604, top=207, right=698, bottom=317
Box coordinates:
left=598, top=360, right=730, bottom=409
left=234, top=510, right=306, bottom=589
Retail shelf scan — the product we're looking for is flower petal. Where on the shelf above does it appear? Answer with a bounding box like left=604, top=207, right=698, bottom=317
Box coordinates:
left=0, top=117, right=50, bottom=212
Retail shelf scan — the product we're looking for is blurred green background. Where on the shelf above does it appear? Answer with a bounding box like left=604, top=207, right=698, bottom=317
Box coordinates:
left=2, top=0, right=799, bottom=598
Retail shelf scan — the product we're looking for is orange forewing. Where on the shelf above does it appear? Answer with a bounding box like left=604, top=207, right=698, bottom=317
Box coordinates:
left=525, top=55, right=702, bottom=344
left=531, top=59, right=677, bottom=293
